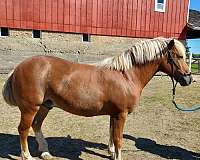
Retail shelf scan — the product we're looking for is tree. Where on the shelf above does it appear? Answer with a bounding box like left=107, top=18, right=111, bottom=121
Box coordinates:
left=185, top=40, right=191, bottom=55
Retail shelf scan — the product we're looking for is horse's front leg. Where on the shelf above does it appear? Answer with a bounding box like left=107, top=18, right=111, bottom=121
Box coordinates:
left=112, top=112, right=127, bottom=160
left=108, top=116, right=115, bottom=157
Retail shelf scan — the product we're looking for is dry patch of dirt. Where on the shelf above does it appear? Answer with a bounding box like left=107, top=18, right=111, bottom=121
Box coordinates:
left=0, top=75, right=199, bottom=160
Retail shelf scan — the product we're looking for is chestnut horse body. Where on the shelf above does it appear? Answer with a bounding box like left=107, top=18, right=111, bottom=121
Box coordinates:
left=2, top=38, right=192, bottom=160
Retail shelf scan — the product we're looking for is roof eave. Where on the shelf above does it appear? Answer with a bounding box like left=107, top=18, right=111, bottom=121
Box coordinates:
left=187, top=23, right=200, bottom=31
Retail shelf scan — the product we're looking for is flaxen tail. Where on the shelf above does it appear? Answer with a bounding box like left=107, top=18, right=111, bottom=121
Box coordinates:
left=2, top=70, right=17, bottom=106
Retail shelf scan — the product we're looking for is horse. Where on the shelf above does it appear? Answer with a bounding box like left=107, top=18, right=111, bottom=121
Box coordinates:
left=2, top=38, right=192, bottom=160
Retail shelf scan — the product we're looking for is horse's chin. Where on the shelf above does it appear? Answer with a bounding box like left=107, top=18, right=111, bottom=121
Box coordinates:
left=177, top=75, right=193, bottom=86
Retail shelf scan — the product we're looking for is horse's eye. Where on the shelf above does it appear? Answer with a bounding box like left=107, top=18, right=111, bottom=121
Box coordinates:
left=177, top=56, right=183, bottom=59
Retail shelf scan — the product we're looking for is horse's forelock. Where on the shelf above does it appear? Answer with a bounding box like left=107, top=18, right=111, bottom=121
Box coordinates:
left=174, top=39, right=186, bottom=61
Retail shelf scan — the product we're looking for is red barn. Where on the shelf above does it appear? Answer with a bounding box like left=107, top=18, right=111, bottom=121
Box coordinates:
left=0, top=0, right=190, bottom=39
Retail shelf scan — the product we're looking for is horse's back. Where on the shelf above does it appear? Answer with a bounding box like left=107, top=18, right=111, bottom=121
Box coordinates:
left=15, top=55, right=74, bottom=78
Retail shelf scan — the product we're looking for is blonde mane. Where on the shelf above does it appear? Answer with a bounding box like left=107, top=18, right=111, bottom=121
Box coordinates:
left=94, top=38, right=185, bottom=71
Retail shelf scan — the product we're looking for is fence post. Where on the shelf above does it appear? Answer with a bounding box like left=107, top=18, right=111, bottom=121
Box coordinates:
left=198, top=60, right=200, bottom=73
left=189, top=52, right=192, bottom=72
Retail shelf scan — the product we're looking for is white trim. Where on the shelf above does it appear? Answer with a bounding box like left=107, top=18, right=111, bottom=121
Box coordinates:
left=155, top=0, right=166, bottom=12
left=187, top=0, right=190, bottom=23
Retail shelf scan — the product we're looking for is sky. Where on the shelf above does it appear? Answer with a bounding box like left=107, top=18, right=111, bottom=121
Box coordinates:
left=188, top=0, right=200, bottom=54
left=189, top=0, right=200, bottom=11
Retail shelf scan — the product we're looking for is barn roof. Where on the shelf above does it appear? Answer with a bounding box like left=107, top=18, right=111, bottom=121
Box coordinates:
left=187, top=9, right=200, bottom=39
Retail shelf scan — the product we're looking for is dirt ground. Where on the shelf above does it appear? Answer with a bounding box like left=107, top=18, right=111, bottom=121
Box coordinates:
left=0, top=74, right=200, bottom=160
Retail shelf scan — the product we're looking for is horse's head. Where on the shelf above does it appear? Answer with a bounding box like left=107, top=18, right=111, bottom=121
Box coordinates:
left=159, top=39, right=192, bottom=86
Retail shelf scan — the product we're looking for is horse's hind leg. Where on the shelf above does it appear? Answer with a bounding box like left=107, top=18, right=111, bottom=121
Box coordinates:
left=18, top=106, right=38, bottom=160
left=32, top=106, right=53, bottom=160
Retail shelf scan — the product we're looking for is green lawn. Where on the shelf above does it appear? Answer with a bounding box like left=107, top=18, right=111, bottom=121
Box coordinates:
left=191, top=53, right=200, bottom=73
left=191, top=63, right=199, bottom=73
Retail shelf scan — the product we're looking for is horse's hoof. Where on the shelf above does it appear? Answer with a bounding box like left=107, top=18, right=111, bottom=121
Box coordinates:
left=114, top=155, right=123, bottom=160
left=21, top=156, right=36, bottom=160
left=110, top=152, right=115, bottom=160
left=40, top=152, right=53, bottom=160
left=21, top=153, right=36, bottom=160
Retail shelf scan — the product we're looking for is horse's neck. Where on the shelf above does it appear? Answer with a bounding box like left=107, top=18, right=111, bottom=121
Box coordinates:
left=126, top=61, right=160, bottom=89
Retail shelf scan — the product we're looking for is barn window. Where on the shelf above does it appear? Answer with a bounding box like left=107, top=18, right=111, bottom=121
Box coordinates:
left=0, top=27, right=9, bottom=37
left=82, top=34, right=91, bottom=42
left=155, top=0, right=166, bottom=12
left=32, top=30, right=41, bottom=38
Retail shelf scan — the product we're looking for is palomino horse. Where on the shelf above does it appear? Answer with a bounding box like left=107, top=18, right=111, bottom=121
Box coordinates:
left=2, top=38, right=192, bottom=160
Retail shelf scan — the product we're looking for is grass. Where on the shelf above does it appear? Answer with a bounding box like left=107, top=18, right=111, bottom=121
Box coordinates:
left=191, top=51, right=200, bottom=73
left=191, top=63, right=199, bottom=73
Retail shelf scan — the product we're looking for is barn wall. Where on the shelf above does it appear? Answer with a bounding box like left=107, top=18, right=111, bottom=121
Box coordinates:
left=0, top=0, right=189, bottom=39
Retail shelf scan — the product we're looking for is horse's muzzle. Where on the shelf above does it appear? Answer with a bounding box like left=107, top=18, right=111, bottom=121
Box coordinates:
left=178, top=74, right=193, bottom=86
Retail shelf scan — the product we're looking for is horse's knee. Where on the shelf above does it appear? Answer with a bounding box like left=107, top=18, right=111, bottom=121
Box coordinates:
left=18, top=124, right=28, bottom=135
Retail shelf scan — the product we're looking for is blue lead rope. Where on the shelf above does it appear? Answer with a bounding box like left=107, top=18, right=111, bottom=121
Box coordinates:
left=172, top=97, right=200, bottom=112
left=171, top=80, right=200, bottom=112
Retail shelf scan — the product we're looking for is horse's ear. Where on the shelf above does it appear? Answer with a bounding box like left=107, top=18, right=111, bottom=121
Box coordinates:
left=168, top=39, right=175, bottom=50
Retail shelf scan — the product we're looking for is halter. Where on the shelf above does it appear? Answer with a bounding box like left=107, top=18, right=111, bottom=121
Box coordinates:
left=167, top=50, right=200, bottom=112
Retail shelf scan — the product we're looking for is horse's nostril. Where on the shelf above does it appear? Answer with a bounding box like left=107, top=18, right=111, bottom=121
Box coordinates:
left=184, top=72, right=191, bottom=76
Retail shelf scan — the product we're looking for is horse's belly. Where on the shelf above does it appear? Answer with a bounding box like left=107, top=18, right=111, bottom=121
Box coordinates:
left=54, top=93, right=106, bottom=116
left=51, top=81, right=116, bottom=116
left=60, top=102, right=104, bottom=117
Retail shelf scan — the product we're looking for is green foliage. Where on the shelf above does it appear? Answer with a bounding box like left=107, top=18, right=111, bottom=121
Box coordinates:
left=185, top=40, right=190, bottom=55
left=192, top=54, right=200, bottom=58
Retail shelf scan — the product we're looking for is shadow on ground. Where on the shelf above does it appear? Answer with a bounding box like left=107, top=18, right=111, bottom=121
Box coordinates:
left=1, top=133, right=199, bottom=160
left=0, top=133, right=109, bottom=160
left=124, top=134, right=200, bottom=160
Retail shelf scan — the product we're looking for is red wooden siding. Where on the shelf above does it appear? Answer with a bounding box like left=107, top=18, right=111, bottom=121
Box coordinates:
left=0, top=0, right=189, bottom=39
